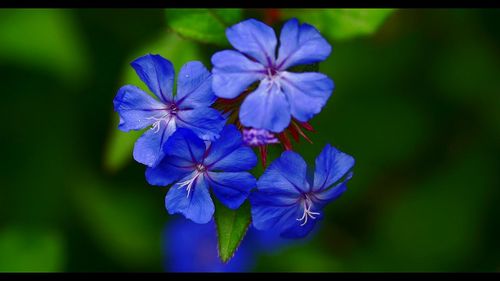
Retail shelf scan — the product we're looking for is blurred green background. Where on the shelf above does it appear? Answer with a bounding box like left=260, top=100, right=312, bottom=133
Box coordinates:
left=0, top=8, right=499, bottom=272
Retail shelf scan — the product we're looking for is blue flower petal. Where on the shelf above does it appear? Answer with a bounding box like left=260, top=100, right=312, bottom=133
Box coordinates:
left=250, top=189, right=320, bottom=239
left=163, top=128, right=206, bottom=164
left=131, top=54, right=175, bottom=103
left=257, top=150, right=310, bottom=194
left=250, top=191, right=300, bottom=232
left=281, top=71, right=334, bottom=122
left=145, top=156, right=193, bottom=186
left=226, top=18, right=277, bottom=66
left=207, top=172, right=256, bottom=209
left=313, top=144, right=355, bottom=191
left=113, top=85, right=167, bottom=132
left=165, top=174, right=214, bottom=224
left=211, top=50, right=265, bottom=99
left=133, top=119, right=176, bottom=167
left=204, top=125, right=257, bottom=172
left=276, top=18, right=332, bottom=70
left=313, top=176, right=350, bottom=209
left=176, top=61, right=215, bottom=108
left=239, top=80, right=291, bottom=133
left=280, top=212, right=321, bottom=239
left=176, top=107, right=226, bottom=141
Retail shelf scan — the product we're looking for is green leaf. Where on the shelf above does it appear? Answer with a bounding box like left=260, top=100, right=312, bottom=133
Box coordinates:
left=165, top=8, right=243, bottom=45
left=104, top=120, right=143, bottom=173
left=282, top=9, right=395, bottom=40
left=103, top=32, right=201, bottom=172
left=214, top=200, right=251, bottom=263
left=0, top=226, right=64, bottom=272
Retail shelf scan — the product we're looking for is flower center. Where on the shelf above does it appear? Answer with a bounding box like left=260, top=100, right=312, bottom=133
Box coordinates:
left=266, top=66, right=280, bottom=79
left=177, top=164, right=206, bottom=198
left=146, top=103, right=178, bottom=133
left=168, top=103, right=178, bottom=115
left=267, top=67, right=279, bottom=77
left=195, top=163, right=206, bottom=173
left=296, top=194, right=321, bottom=226
left=265, top=66, right=282, bottom=88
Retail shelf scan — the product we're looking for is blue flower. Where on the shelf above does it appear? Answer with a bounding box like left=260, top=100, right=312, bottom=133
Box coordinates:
left=147, top=125, right=257, bottom=224
left=250, top=144, right=354, bottom=238
left=163, top=218, right=254, bottom=272
left=211, top=18, right=334, bottom=133
left=113, top=54, right=226, bottom=167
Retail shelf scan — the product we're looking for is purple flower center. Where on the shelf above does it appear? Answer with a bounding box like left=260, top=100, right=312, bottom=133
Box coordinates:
left=195, top=163, right=206, bottom=173
left=267, top=66, right=280, bottom=77
left=147, top=104, right=178, bottom=133
left=168, top=103, right=178, bottom=115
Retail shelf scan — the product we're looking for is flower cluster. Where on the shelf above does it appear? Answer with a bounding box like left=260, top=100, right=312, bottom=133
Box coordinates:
left=114, top=18, right=355, bottom=238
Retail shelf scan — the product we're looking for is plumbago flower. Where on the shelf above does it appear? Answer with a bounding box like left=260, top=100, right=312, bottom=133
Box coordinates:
left=211, top=18, right=334, bottom=133
left=113, top=54, right=225, bottom=167
left=250, top=144, right=355, bottom=238
left=146, top=125, right=257, bottom=223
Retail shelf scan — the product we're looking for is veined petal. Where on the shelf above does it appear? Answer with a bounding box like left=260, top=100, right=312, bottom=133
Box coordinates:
left=176, top=61, right=215, bottom=108
left=207, top=172, right=256, bottom=210
left=131, top=54, right=175, bottom=103
left=163, top=128, right=206, bottom=164
left=211, top=50, right=265, bottom=99
left=276, top=18, right=332, bottom=70
left=280, top=211, right=321, bottom=239
left=280, top=71, right=334, bottom=122
left=204, top=125, right=257, bottom=172
left=239, top=80, right=291, bottom=133
left=176, top=107, right=226, bottom=141
left=313, top=174, right=350, bottom=209
left=257, top=150, right=310, bottom=194
left=133, top=118, right=176, bottom=167
left=113, top=85, right=168, bottom=132
left=165, top=175, right=214, bottom=224
left=313, top=144, right=355, bottom=191
left=226, top=18, right=277, bottom=66
left=250, top=191, right=301, bottom=232
left=145, top=156, right=194, bottom=186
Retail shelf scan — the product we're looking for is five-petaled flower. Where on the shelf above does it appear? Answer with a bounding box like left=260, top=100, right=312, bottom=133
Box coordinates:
left=114, top=54, right=226, bottom=167
left=212, top=18, right=334, bottom=133
left=146, top=125, right=258, bottom=224
left=249, top=144, right=354, bottom=238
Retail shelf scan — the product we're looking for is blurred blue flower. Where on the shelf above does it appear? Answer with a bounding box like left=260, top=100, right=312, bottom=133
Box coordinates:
left=211, top=18, right=334, bottom=133
left=113, top=54, right=225, bottom=167
left=163, top=218, right=293, bottom=272
left=147, top=125, right=257, bottom=224
left=250, top=144, right=354, bottom=238
left=163, top=218, right=254, bottom=272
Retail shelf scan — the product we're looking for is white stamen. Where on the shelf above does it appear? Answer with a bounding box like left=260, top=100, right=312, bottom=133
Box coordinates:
left=146, top=114, right=171, bottom=133
left=177, top=164, right=206, bottom=198
left=266, top=68, right=282, bottom=90
left=296, top=195, right=321, bottom=226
